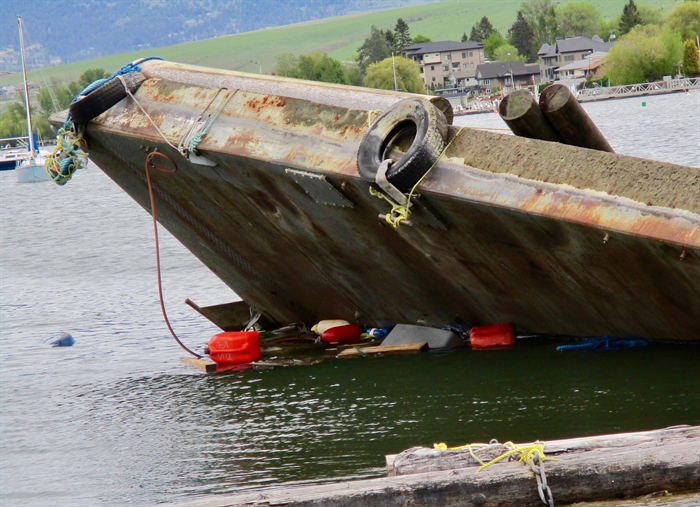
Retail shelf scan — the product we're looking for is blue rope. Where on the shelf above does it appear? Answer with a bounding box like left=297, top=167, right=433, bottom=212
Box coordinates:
left=556, top=336, right=647, bottom=352
left=64, top=56, right=163, bottom=127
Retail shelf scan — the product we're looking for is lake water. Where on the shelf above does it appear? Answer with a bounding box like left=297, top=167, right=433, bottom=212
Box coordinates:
left=1, top=91, right=699, bottom=507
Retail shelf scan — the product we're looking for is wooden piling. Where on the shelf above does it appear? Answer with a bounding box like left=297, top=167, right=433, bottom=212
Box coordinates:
left=498, top=89, right=563, bottom=143
left=539, top=83, right=615, bottom=152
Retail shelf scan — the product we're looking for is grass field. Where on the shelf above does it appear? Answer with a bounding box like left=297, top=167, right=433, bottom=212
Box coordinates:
left=0, top=0, right=683, bottom=88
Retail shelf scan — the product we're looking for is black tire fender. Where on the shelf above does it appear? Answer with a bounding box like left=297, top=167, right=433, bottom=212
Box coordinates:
left=68, top=72, right=147, bottom=125
left=357, top=98, right=449, bottom=193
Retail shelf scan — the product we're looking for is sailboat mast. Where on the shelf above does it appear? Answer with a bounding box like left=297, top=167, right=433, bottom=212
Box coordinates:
left=17, top=16, right=36, bottom=157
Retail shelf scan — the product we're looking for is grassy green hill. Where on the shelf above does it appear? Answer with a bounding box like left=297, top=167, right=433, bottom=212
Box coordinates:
left=0, top=0, right=682, bottom=88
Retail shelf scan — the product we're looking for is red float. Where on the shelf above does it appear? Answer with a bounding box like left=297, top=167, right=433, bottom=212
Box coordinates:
left=470, top=323, right=516, bottom=349
left=320, top=323, right=362, bottom=344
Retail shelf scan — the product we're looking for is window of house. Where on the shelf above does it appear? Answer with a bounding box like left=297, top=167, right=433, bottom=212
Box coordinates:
left=462, top=52, right=467, bottom=58
left=469, top=51, right=473, bottom=57
left=431, top=65, right=434, bottom=71
left=452, top=62, right=459, bottom=69
left=443, top=65, right=449, bottom=71
left=446, top=54, right=451, bottom=60
left=463, top=62, right=469, bottom=69
left=484, top=79, right=490, bottom=85
left=420, top=67, right=424, bottom=73
left=432, top=77, right=436, bottom=82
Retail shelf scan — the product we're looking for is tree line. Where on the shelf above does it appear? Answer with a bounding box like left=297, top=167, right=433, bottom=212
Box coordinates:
left=273, top=18, right=430, bottom=93
left=0, top=68, right=108, bottom=140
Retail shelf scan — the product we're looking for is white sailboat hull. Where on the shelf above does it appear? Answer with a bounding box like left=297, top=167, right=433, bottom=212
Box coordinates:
left=16, top=160, right=50, bottom=183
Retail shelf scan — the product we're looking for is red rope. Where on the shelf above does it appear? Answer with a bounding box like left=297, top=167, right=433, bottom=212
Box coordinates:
left=145, top=151, right=202, bottom=359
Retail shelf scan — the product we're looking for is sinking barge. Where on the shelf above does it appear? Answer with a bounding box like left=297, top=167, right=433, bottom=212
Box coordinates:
left=51, top=60, right=700, bottom=342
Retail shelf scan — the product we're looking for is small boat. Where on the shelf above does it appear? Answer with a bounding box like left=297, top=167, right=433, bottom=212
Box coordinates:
left=0, top=141, right=30, bottom=171
left=14, top=16, right=50, bottom=183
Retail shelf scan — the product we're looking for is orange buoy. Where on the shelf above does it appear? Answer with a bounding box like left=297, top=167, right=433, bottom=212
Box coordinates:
left=470, top=323, right=516, bottom=349
left=208, top=331, right=261, bottom=365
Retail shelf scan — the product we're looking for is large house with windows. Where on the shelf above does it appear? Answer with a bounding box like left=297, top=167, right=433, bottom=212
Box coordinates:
left=475, top=61, right=541, bottom=93
left=538, top=35, right=615, bottom=82
left=401, top=41, right=485, bottom=89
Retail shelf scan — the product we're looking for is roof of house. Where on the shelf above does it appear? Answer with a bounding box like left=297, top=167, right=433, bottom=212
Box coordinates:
left=556, top=36, right=615, bottom=54
left=539, top=36, right=615, bottom=59
left=402, top=40, right=483, bottom=55
left=538, top=42, right=557, bottom=57
left=476, top=61, right=540, bottom=80
left=556, top=55, right=605, bottom=73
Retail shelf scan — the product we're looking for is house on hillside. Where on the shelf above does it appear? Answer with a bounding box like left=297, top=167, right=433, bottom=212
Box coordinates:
left=401, top=41, right=485, bottom=89
left=475, top=60, right=540, bottom=94
left=538, top=35, right=615, bottom=82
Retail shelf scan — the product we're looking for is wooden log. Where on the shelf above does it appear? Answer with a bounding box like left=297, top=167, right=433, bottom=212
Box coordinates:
left=173, top=426, right=700, bottom=507
left=539, top=83, right=615, bottom=152
left=498, top=89, right=563, bottom=143
left=388, top=425, right=698, bottom=476
left=337, top=342, right=428, bottom=358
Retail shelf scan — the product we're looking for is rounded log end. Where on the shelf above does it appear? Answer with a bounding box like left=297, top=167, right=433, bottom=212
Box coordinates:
left=499, top=89, right=536, bottom=121
left=539, top=83, right=573, bottom=113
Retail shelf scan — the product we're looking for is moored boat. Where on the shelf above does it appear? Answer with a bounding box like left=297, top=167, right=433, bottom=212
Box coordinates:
left=49, top=59, right=700, bottom=342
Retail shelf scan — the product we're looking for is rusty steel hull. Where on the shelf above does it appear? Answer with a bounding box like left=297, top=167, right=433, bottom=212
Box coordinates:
left=60, top=61, right=700, bottom=341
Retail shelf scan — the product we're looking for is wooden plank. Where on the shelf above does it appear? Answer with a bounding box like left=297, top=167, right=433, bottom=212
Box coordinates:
left=169, top=426, right=700, bottom=507
left=337, top=342, right=428, bottom=358
left=180, top=357, right=217, bottom=373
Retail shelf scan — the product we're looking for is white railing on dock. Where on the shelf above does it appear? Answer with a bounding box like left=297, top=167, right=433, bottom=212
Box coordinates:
left=578, top=78, right=699, bottom=101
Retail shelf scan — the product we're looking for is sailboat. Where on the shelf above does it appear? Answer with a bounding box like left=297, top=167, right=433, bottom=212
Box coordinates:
left=15, top=16, right=50, bottom=183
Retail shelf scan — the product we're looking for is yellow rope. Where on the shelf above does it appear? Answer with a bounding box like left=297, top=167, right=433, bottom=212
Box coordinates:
left=433, top=440, right=559, bottom=472
left=366, top=109, right=382, bottom=127
left=372, top=126, right=465, bottom=228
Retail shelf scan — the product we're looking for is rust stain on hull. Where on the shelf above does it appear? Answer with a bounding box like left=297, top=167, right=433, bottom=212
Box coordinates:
left=54, top=61, right=700, bottom=342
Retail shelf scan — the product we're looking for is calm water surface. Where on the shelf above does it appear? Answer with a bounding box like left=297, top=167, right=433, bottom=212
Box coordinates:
left=1, top=92, right=699, bottom=506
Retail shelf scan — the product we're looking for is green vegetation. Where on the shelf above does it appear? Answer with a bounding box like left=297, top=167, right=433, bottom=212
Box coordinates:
left=665, top=1, right=700, bottom=41
left=557, top=2, right=603, bottom=37
left=273, top=52, right=351, bottom=84
left=364, top=56, right=424, bottom=92
left=468, top=16, right=501, bottom=42
left=509, top=11, right=536, bottom=61
left=619, top=0, right=645, bottom=35
left=603, top=25, right=683, bottom=84
left=683, top=39, right=700, bottom=76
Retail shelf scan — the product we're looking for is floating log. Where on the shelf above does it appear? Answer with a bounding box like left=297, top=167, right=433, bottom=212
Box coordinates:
left=337, top=342, right=428, bottom=358
left=539, top=83, right=615, bottom=152
left=173, top=426, right=700, bottom=507
left=498, top=89, right=563, bottom=143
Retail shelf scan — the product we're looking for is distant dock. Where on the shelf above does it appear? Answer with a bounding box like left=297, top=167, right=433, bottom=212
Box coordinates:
left=577, top=77, right=700, bottom=102
left=451, top=78, right=699, bottom=115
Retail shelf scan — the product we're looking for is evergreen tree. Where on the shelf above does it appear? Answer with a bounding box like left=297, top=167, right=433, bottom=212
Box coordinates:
left=509, top=11, right=535, bottom=62
left=468, top=16, right=499, bottom=42
left=682, top=39, right=700, bottom=76
left=383, top=29, right=396, bottom=52
left=394, top=18, right=412, bottom=52
left=619, top=0, right=644, bottom=36
left=461, top=32, right=468, bottom=42
left=521, top=0, right=558, bottom=47
left=357, top=25, right=393, bottom=75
